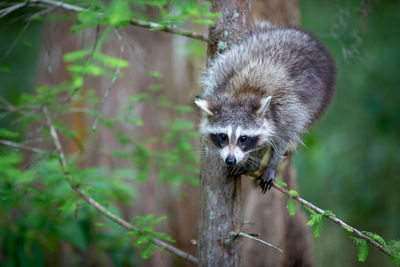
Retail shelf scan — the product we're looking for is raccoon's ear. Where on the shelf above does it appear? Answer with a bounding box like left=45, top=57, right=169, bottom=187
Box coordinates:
left=194, top=97, right=214, bottom=116
left=257, top=96, right=272, bottom=116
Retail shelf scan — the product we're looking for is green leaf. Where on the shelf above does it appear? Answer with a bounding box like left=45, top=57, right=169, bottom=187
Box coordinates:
left=129, top=93, right=150, bottom=102
left=95, top=222, right=107, bottom=227
left=287, top=198, right=296, bottom=216
left=229, top=231, right=238, bottom=236
left=324, top=210, right=336, bottom=217
left=149, top=71, right=163, bottom=78
left=0, top=66, right=11, bottom=73
left=93, top=52, right=130, bottom=68
left=74, top=11, right=103, bottom=31
left=148, top=83, right=162, bottom=91
left=128, top=214, right=174, bottom=259
left=157, top=95, right=172, bottom=107
left=288, top=190, right=299, bottom=198
left=274, top=178, right=287, bottom=187
left=192, top=18, right=215, bottom=25
left=342, top=226, right=353, bottom=233
left=68, top=63, right=111, bottom=76
left=362, top=231, right=386, bottom=246
left=174, top=105, right=192, bottom=113
left=0, top=128, right=19, bottom=139
left=387, top=240, right=400, bottom=264
left=350, top=237, right=369, bottom=262
left=106, top=0, right=132, bottom=26
left=63, top=49, right=90, bottom=62
left=307, top=213, right=324, bottom=238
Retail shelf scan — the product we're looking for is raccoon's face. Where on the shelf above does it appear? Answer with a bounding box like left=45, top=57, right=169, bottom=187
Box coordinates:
left=195, top=95, right=274, bottom=166
left=208, top=125, right=261, bottom=165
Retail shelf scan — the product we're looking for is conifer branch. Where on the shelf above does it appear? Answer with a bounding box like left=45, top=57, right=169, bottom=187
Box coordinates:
left=246, top=171, right=391, bottom=257
left=42, top=106, right=198, bottom=265
left=0, top=0, right=208, bottom=42
left=269, top=183, right=390, bottom=256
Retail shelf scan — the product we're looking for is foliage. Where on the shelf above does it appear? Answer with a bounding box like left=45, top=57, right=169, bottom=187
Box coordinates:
left=297, top=0, right=400, bottom=266
left=70, top=0, right=219, bottom=30
left=274, top=178, right=287, bottom=187
left=0, top=0, right=211, bottom=264
left=0, top=152, right=139, bottom=266
left=301, top=205, right=400, bottom=264
left=287, top=198, right=296, bottom=216
left=351, top=237, right=369, bottom=262
left=305, top=208, right=324, bottom=238
left=128, top=214, right=175, bottom=259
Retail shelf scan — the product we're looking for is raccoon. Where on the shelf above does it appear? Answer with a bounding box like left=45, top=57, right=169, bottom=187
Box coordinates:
left=195, top=22, right=336, bottom=193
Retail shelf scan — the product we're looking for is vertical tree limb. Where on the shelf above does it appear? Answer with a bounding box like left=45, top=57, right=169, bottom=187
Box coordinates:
left=198, top=1, right=250, bottom=266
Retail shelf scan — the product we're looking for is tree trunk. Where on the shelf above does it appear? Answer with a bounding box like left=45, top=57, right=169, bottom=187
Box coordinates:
left=198, top=1, right=250, bottom=267
left=199, top=0, right=314, bottom=266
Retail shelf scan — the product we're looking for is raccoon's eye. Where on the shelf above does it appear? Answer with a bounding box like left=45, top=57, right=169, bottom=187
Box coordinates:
left=239, top=135, right=248, bottom=144
left=218, top=133, right=228, bottom=142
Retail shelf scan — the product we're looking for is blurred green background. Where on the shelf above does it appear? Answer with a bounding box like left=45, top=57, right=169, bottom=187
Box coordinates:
left=296, top=0, right=400, bottom=266
left=0, top=0, right=399, bottom=266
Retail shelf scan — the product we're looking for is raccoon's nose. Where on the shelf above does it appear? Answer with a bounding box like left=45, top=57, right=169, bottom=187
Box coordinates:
left=225, top=155, right=236, bottom=165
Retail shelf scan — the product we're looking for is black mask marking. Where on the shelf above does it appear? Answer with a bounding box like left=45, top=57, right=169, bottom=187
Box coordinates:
left=210, top=133, right=228, bottom=148
left=237, top=135, right=259, bottom=152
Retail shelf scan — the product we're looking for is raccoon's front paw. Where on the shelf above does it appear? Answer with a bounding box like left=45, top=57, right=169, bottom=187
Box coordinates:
left=227, top=166, right=246, bottom=181
left=257, top=167, right=275, bottom=193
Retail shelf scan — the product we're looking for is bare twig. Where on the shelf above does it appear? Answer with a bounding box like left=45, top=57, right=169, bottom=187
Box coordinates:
left=237, top=232, right=283, bottom=253
left=1, top=0, right=208, bottom=42
left=27, top=5, right=56, bottom=21
left=30, top=0, right=86, bottom=13
left=0, top=139, right=46, bottom=154
left=42, top=107, right=198, bottom=264
left=0, top=2, right=27, bottom=18
left=0, top=96, right=16, bottom=111
left=91, top=31, right=123, bottom=131
left=0, top=19, right=31, bottom=64
left=64, top=25, right=100, bottom=103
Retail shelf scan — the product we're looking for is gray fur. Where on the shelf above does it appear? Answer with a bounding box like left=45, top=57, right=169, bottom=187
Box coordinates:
left=196, top=22, right=336, bottom=192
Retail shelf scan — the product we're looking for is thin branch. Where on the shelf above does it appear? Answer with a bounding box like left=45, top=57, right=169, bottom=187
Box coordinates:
left=30, top=0, right=86, bottom=13
left=246, top=172, right=391, bottom=257
left=129, top=19, right=208, bottom=42
left=237, top=232, right=283, bottom=253
left=42, top=107, right=198, bottom=264
left=272, top=183, right=390, bottom=255
left=0, top=2, right=27, bottom=18
left=0, top=139, right=46, bottom=154
left=91, top=31, right=123, bottom=131
left=64, top=25, right=100, bottom=103
left=0, top=96, right=16, bottom=111
left=0, top=19, right=31, bottom=64
left=2, top=0, right=209, bottom=42
left=27, top=5, right=56, bottom=21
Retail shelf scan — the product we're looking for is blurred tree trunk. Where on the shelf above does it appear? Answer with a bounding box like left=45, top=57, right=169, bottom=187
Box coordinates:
left=198, top=1, right=250, bottom=267
left=35, top=13, right=203, bottom=267
left=240, top=1, right=315, bottom=266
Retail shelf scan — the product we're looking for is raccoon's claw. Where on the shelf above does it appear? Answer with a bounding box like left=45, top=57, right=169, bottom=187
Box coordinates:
left=257, top=167, right=275, bottom=193
left=227, top=166, right=246, bottom=181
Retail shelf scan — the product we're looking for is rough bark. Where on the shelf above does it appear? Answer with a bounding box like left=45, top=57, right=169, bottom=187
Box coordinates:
left=198, top=1, right=250, bottom=267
